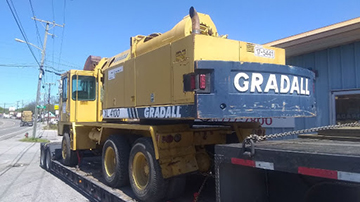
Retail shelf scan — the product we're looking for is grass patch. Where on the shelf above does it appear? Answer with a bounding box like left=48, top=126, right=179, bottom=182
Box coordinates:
left=43, top=124, right=58, bottom=130
left=20, top=137, right=50, bottom=143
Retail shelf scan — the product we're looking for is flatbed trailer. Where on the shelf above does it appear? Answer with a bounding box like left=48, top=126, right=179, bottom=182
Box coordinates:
left=40, top=142, right=216, bottom=202
left=215, top=134, right=360, bottom=202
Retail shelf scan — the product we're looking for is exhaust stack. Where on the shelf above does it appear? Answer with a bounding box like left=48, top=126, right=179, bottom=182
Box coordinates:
left=189, top=7, right=200, bottom=34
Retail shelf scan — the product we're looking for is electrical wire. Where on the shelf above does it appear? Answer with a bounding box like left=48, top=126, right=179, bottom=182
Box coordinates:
left=44, top=63, right=65, bottom=72
left=28, top=0, right=43, bottom=51
left=53, top=56, right=80, bottom=67
left=51, top=0, right=56, bottom=85
left=0, top=63, right=66, bottom=73
left=7, top=0, right=40, bottom=66
left=47, top=60, right=79, bottom=69
left=57, top=0, right=66, bottom=71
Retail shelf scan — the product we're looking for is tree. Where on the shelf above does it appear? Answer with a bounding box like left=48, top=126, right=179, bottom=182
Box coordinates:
left=22, top=101, right=36, bottom=113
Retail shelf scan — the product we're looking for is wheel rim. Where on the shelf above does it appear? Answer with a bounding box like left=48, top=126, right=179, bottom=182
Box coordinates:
left=104, top=147, right=116, bottom=177
left=132, top=152, right=149, bottom=190
left=62, top=139, right=67, bottom=160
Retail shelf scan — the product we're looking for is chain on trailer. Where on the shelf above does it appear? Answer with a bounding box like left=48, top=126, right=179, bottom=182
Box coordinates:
left=242, top=121, right=360, bottom=157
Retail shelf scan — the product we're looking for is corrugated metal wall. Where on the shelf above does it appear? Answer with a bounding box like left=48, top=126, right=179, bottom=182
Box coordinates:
left=287, top=41, right=360, bottom=130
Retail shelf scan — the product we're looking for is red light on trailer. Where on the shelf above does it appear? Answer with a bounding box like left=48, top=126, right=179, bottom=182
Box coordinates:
left=190, top=75, right=196, bottom=90
left=199, top=74, right=206, bottom=90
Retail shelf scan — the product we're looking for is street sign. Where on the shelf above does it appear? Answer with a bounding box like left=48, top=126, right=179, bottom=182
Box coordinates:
left=54, top=104, right=59, bottom=110
left=37, top=105, right=46, bottom=109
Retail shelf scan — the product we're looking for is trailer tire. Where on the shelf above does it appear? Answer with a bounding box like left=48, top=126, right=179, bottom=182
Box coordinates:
left=166, top=176, right=186, bottom=200
left=61, top=132, right=78, bottom=166
left=40, top=146, right=46, bottom=169
left=129, top=137, right=166, bottom=202
left=102, top=135, right=130, bottom=187
left=45, top=149, right=52, bottom=171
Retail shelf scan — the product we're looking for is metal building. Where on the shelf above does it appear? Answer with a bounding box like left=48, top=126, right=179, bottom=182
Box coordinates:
left=265, top=17, right=360, bottom=131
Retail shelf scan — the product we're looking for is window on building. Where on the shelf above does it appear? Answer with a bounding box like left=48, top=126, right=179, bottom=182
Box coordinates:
left=335, top=94, right=360, bottom=124
left=72, top=75, right=96, bottom=101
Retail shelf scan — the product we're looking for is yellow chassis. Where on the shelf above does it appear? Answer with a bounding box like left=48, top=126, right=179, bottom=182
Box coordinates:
left=58, top=121, right=263, bottom=179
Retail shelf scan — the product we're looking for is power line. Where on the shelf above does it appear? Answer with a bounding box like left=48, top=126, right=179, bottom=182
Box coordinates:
left=28, top=0, right=43, bottom=49
left=58, top=0, right=67, bottom=71
left=7, top=0, right=40, bottom=66
left=46, top=60, right=78, bottom=69
left=53, top=56, right=81, bottom=67
left=45, top=69, right=62, bottom=76
left=51, top=0, right=55, bottom=22
left=0, top=63, right=66, bottom=73
left=44, top=63, right=65, bottom=72
left=51, top=0, right=56, bottom=84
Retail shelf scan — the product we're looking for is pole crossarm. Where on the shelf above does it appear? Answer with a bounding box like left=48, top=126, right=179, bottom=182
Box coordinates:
left=31, top=17, right=64, bottom=28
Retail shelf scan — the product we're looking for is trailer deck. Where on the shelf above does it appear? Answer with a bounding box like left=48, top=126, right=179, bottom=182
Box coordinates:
left=216, top=138, right=360, bottom=175
left=215, top=137, right=360, bottom=202
left=42, top=142, right=216, bottom=202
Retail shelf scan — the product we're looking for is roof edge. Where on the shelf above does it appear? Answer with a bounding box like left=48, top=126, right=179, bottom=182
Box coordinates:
left=264, top=17, right=360, bottom=47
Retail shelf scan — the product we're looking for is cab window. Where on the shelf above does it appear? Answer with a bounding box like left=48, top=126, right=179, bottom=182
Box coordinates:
left=72, top=75, right=96, bottom=101
left=62, top=77, right=68, bottom=101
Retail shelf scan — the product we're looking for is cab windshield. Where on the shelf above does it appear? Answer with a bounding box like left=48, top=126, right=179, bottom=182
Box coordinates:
left=72, top=75, right=96, bottom=101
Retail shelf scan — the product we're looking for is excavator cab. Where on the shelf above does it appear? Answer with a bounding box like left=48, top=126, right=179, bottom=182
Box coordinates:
left=59, top=70, right=98, bottom=124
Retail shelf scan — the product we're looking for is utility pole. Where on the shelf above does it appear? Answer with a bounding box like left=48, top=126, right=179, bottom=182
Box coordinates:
left=31, top=17, right=63, bottom=139
left=16, top=101, right=19, bottom=110
left=46, top=82, right=55, bottom=125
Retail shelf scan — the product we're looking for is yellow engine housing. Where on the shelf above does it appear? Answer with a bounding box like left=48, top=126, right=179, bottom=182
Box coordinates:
left=100, top=13, right=285, bottom=111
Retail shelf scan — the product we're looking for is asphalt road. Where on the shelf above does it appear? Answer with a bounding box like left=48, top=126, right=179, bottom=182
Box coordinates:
left=0, top=118, right=216, bottom=202
left=0, top=118, right=88, bottom=202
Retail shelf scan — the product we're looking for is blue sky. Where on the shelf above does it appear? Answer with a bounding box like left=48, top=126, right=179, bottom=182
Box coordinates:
left=0, top=0, right=359, bottom=109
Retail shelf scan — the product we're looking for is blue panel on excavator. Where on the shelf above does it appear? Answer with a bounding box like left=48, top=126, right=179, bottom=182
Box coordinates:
left=195, top=61, right=316, bottom=119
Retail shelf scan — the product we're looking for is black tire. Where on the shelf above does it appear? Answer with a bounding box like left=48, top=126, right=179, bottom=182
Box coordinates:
left=129, top=137, right=167, bottom=202
left=102, top=135, right=130, bottom=187
left=166, top=176, right=186, bottom=200
left=40, top=146, right=46, bottom=169
left=61, top=132, right=78, bottom=166
left=45, top=149, right=52, bottom=171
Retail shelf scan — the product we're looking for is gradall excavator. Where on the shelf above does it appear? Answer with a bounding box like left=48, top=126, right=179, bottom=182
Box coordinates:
left=53, top=7, right=315, bottom=201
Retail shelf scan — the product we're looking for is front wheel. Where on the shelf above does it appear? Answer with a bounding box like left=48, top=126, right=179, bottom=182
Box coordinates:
left=129, top=138, right=167, bottom=202
left=61, top=132, right=78, bottom=166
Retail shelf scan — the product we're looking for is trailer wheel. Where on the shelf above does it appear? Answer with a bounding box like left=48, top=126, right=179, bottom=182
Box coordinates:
left=166, top=176, right=186, bottom=200
left=61, top=132, right=78, bottom=166
left=129, top=137, right=166, bottom=202
left=40, top=146, right=46, bottom=169
left=45, top=149, right=52, bottom=171
left=102, top=135, right=130, bottom=187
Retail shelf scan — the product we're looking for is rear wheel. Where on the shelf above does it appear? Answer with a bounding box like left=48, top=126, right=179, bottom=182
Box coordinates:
left=40, top=146, right=46, bottom=168
left=45, top=149, right=52, bottom=170
left=129, top=138, right=167, bottom=202
left=102, top=135, right=130, bottom=187
left=61, top=132, right=78, bottom=166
